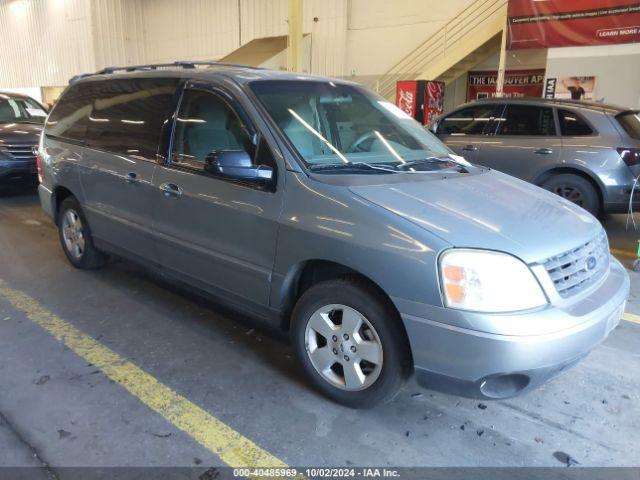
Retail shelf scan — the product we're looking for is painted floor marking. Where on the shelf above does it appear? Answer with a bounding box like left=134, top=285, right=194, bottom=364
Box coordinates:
left=0, top=280, right=288, bottom=472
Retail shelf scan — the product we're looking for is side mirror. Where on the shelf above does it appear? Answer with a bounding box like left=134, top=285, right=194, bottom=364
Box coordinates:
left=204, top=150, right=273, bottom=182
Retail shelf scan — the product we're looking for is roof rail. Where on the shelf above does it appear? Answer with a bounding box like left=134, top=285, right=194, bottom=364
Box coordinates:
left=70, top=60, right=262, bottom=83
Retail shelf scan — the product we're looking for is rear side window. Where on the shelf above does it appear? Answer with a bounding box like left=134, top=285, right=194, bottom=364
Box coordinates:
left=45, top=84, right=94, bottom=141
left=86, top=78, right=178, bottom=160
left=495, top=105, right=556, bottom=136
left=439, top=105, right=498, bottom=135
left=558, top=109, right=593, bottom=136
left=616, top=111, right=640, bottom=140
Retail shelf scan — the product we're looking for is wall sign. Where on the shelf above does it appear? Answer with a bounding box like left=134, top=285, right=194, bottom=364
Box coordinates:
left=467, top=69, right=546, bottom=101
left=545, top=76, right=597, bottom=100
left=508, top=0, right=640, bottom=49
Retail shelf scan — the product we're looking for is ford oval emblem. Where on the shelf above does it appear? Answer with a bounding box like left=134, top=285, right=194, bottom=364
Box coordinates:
left=586, top=256, right=597, bottom=271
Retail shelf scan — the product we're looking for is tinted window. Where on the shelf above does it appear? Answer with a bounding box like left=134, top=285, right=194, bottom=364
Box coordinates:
left=0, top=95, right=47, bottom=124
left=86, top=78, right=177, bottom=160
left=172, top=89, right=254, bottom=169
left=558, top=109, right=593, bottom=136
left=616, top=111, right=640, bottom=140
left=495, top=105, right=555, bottom=136
left=45, top=84, right=94, bottom=141
left=439, top=105, right=497, bottom=135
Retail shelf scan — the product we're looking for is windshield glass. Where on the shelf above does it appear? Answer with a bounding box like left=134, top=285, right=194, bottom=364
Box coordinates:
left=0, top=94, right=47, bottom=124
left=249, top=80, right=452, bottom=171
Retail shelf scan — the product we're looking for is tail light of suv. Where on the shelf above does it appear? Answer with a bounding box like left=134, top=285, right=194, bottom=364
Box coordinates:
left=617, top=147, right=640, bottom=167
left=35, top=134, right=45, bottom=184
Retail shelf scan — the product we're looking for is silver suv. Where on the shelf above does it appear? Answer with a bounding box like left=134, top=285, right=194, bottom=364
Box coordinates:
left=38, top=62, right=629, bottom=407
left=432, top=98, right=640, bottom=216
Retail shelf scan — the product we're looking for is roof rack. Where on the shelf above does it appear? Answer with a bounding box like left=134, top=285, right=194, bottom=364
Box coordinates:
left=70, top=60, right=262, bottom=84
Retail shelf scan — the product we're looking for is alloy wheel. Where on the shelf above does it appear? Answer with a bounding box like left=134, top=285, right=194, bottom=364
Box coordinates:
left=61, top=209, right=85, bottom=260
left=304, top=304, right=383, bottom=391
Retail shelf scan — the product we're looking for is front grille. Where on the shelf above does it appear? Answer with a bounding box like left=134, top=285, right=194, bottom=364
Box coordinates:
left=0, top=143, right=36, bottom=162
left=542, top=230, right=610, bottom=299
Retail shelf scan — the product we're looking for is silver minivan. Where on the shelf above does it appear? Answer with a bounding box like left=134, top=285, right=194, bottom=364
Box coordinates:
left=38, top=63, right=629, bottom=407
left=432, top=98, right=640, bottom=216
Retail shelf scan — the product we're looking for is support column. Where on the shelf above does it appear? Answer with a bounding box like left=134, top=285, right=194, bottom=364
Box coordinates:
left=287, top=0, right=303, bottom=72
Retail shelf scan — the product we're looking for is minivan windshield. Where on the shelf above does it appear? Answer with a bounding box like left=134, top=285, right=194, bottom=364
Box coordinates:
left=250, top=80, right=455, bottom=173
left=0, top=94, right=47, bottom=124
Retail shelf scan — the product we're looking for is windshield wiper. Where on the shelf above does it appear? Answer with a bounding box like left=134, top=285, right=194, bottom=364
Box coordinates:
left=397, top=156, right=469, bottom=173
left=309, top=162, right=398, bottom=174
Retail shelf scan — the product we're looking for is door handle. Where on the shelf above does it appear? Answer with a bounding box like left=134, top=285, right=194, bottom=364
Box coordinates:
left=534, top=148, right=553, bottom=155
left=124, top=172, right=140, bottom=184
left=462, top=145, right=478, bottom=152
left=159, top=182, right=183, bottom=198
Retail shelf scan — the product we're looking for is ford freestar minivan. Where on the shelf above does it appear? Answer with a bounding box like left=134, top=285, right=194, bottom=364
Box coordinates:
left=38, top=62, right=629, bottom=407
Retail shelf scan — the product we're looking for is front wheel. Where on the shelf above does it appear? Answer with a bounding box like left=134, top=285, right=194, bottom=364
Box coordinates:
left=291, top=278, right=410, bottom=408
left=541, top=174, right=600, bottom=216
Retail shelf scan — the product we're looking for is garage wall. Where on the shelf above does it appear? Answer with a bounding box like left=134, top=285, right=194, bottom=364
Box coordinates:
left=91, top=0, right=146, bottom=68
left=0, top=0, right=95, bottom=88
left=545, top=43, right=640, bottom=109
left=345, top=0, right=477, bottom=82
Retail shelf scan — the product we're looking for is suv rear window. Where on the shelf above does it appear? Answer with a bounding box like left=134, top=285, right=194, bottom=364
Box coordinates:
left=558, top=109, right=593, bottom=136
left=616, top=111, right=640, bottom=140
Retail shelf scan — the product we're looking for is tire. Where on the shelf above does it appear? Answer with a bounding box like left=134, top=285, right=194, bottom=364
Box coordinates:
left=291, top=277, right=411, bottom=408
left=541, top=174, right=600, bottom=216
left=57, top=196, right=106, bottom=269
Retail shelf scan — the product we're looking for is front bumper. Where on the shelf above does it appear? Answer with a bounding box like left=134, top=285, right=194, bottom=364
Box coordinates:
left=397, top=257, right=629, bottom=398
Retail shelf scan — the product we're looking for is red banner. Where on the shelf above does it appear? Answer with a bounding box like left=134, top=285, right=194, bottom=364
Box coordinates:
left=467, top=69, right=545, bottom=101
left=396, top=81, right=418, bottom=119
left=508, top=0, right=640, bottom=49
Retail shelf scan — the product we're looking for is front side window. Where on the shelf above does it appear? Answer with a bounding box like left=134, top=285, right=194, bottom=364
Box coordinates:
left=558, top=109, right=593, bottom=136
left=172, top=89, right=254, bottom=169
left=249, top=80, right=453, bottom=172
left=86, top=78, right=178, bottom=160
left=439, top=105, right=498, bottom=136
left=494, top=105, right=556, bottom=136
left=0, top=95, right=47, bottom=124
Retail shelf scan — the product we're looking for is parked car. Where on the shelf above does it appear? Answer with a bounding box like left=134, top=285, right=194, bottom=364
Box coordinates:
left=38, top=62, right=629, bottom=407
left=0, top=92, right=48, bottom=187
left=431, top=98, right=640, bottom=216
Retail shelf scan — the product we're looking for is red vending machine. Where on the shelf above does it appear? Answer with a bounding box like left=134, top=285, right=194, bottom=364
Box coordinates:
left=396, top=80, right=445, bottom=126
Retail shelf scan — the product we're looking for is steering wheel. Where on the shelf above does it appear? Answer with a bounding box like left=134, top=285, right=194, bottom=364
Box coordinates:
left=346, top=131, right=378, bottom=153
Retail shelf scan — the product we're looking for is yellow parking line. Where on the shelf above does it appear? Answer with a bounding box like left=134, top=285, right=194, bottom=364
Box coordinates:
left=623, top=312, right=640, bottom=325
left=610, top=248, right=637, bottom=259
left=0, top=280, right=288, bottom=471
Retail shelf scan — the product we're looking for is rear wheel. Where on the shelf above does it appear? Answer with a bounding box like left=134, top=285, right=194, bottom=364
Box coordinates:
left=58, top=196, right=106, bottom=269
left=292, top=278, right=410, bottom=408
left=541, top=174, right=600, bottom=216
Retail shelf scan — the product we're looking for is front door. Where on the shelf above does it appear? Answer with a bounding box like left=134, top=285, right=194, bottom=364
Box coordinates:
left=436, top=103, right=501, bottom=163
left=152, top=85, right=283, bottom=308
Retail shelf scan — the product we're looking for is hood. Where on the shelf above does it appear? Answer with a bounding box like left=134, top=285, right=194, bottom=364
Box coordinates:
left=0, top=122, right=43, bottom=145
left=349, top=170, right=602, bottom=264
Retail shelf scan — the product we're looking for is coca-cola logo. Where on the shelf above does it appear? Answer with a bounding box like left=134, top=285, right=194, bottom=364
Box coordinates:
left=398, top=89, right=414, bottom=115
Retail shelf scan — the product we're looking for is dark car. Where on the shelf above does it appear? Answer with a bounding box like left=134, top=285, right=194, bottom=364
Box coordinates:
left=431, top=98, right=640, bottom=216
left=0, top=92, right=48, bottom=187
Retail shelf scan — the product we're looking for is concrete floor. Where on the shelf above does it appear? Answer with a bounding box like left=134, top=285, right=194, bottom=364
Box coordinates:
left=0, top=187, right=639, bottom=472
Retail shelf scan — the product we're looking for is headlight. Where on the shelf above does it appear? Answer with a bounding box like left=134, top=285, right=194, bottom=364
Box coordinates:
left=439, top=249, right=547, bottom=313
